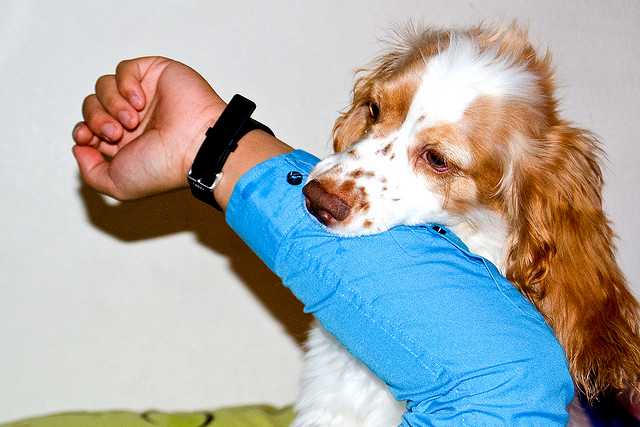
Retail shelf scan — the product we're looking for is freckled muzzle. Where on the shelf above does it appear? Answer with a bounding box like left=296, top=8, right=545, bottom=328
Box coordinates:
left=302, top=179, right=351, bottom=226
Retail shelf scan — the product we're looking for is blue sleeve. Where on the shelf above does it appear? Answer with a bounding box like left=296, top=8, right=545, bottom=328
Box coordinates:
left=226, top=150, right=574, bottom=426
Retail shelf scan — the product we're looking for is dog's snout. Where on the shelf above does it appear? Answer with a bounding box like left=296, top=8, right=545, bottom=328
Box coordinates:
left=302, top=180, right=351, bottom=225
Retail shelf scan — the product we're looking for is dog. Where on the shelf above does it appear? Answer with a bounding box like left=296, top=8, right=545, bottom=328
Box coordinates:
left=293, top=24, right=640, bottom=426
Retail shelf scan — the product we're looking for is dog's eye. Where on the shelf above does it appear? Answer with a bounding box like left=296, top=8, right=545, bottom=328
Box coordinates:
left=423, top=149, right=449, bottom=173
left=368, top=101, right=380, bottom=122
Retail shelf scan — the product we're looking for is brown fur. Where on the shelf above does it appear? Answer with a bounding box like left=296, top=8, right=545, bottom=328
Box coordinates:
left=505, top=123, right=640, bottom=400
left=331, top=23, right=640, bottom=402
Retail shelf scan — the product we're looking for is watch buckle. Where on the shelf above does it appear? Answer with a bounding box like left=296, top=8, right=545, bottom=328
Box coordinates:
left=187, top=170, right=224, bottom=191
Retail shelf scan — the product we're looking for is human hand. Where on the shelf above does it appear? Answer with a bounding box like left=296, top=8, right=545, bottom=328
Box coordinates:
left=72, top=56, right=225, bottom=200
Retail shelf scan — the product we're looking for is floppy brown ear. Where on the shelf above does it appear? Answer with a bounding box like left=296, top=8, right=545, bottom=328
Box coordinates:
left=504, top=123, right=640, bottom=400
left=332, top=101, right=370, bottom=153
left=332, top=32, right=422, bottom=153
left=332, top=26, right=456, bottom=153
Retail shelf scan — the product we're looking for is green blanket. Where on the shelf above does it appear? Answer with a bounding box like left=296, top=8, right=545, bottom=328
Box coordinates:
left=1, top=405, right=294, bottom=427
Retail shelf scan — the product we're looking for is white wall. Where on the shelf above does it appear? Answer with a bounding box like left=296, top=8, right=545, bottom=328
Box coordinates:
left=1, top=0, right=638, bottom=422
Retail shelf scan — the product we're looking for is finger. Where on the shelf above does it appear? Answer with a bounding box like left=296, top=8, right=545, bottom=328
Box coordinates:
left=88, top=135, right=102, bottom=148
left=115, top=58, right=158, bottom=111
left=95, top=140, right=119, bottom=158
left=82, top=94, right=123, bottom=142
left=72, top=145, right=119, bottom=198
left=95, top=74, right=139, bottom=130
left=72, top=122, right=106, bottom=151
left=73, top=122, right=120, bottom=156
left=72, top=122, right=94, bottom=145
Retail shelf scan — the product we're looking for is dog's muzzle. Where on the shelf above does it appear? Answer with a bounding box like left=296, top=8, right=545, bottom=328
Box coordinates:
left=303, top=180, right=351, bottom=226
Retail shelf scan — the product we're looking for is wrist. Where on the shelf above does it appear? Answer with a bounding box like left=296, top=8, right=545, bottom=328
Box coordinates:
left=181, top=100, right=226, bottom=186
left=212, top=130, right=292, bottom=210
left=184, top=94, right=293, bottom=211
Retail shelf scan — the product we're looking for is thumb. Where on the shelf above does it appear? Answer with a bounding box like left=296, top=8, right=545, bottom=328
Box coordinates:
left=115, top=56, right=169, bottom=111
left=72, top=145, right=119, bottom=198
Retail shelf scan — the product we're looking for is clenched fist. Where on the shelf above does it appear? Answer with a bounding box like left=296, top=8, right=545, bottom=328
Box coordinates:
left=72, top=56, right=225, bottom=200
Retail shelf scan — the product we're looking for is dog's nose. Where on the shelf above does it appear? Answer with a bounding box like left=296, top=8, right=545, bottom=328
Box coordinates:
left=302, top=179, right=351, bottom=225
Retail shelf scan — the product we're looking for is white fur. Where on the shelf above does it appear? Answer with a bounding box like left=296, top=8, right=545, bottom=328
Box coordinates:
left=308, top=36, right=537, bottom=238
left=294, top=36, right=531, bottom=426
left=293, top=326, right=404, bottom=427
left=309, top=131, right=450, bottom=236
left=449, top=208, right=509, bottom=271
left=407, top=35, right=538, bottom=129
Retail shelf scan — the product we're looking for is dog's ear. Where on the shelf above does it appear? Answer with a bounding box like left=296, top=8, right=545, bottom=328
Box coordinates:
left=332, top=64, right=382, bottom=153
left=504, top=123, right=640, bottom=400
left=332, top=98, right=370, bottom=153
left=333, top=34, right=424, bottom=153
left=333, top=26, right=454, bottom=153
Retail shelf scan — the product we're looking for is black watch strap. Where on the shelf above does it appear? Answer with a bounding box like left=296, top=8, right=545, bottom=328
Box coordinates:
left=187, top=94, right=274, bottom=210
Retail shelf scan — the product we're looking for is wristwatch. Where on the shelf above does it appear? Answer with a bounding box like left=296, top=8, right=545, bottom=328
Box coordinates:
left=187, top=94, right=274, bottom=210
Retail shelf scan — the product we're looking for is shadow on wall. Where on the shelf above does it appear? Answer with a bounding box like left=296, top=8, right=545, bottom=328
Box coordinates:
left=77, top=183, right=313, bottom=347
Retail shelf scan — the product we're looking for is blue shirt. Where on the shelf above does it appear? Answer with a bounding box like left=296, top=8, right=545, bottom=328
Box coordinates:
left=226, top=150, right=574, bottom=426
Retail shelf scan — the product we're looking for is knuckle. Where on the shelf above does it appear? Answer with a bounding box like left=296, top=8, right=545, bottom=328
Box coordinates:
left=116, top=58, right=139, bottom=77
left=115, top=59, right=130, bottom=74
left=95, top=74, right=115, bottom=91
left=82, top=94, right=96, bottom=112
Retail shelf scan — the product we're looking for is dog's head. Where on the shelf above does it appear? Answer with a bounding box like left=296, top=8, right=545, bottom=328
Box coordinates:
left=304, top=25, right=553, bottom=236
left=304, top=24, right=640, bottom=403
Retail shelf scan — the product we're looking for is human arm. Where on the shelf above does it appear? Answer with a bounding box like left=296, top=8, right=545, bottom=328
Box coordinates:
left=73, top=56, right=573, bottom=425
left=72, top=56, right=289, bottom=205
left=224, top=150, right=573, bottom=425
